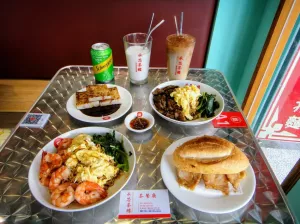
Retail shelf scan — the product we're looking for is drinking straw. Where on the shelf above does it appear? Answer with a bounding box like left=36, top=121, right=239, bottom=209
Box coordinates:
left=145, top=19, right=165, bottom=45
left=147, top=13, right=155, bottom=36
left=180, top=12, right=184, bottom=35
left=174, top=16, right=179, bottom=36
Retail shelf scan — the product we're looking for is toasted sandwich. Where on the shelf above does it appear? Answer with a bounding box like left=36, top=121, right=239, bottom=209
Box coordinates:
left=173, top=136, right=249, bottom=195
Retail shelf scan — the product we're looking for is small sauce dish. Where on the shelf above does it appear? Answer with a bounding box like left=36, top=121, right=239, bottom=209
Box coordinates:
left=124, top=111, right=155, bottom=133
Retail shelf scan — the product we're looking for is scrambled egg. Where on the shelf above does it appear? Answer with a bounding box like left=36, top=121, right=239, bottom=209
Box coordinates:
left=170, top=85, right=200, bottom=120
left=65, top=134, right=119, bottom=187
left=67, top=134, right=97, bottom=152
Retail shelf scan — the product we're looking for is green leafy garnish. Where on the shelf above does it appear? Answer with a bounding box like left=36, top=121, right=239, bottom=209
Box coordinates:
left=197, top=92, right=220, bottom=118
left=92, top=131, right=130, bottom=172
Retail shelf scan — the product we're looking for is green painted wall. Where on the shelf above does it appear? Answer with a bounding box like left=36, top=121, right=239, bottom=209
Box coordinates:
left=206, top=2, right=300, bottom=222
left=288, top=180, right=300, bottom=224
left=205, top=0, right=280, bottom=105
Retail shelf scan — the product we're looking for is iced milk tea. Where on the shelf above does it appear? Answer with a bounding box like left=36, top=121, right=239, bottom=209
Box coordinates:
left=166, top=34, right=195, bottom=80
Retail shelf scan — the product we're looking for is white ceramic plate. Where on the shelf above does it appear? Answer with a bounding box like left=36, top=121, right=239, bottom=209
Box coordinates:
left=28, top=127, right=136, bottom=212
left=66, top=84, right=132, bottom=123
left=124, top=111, right=155, bottom=133
left=149, top=80, right=224, bottom=126
left=160, top=136, right=256, bottom=214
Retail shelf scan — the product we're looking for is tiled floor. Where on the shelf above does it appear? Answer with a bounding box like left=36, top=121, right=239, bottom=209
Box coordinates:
left=259, top=140, right=300, bottom=184
left=261, top=147, right=300, bottom=183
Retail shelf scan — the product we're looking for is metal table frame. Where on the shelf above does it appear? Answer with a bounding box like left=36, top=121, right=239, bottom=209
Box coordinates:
left=0, top=66, right=295, bottom=223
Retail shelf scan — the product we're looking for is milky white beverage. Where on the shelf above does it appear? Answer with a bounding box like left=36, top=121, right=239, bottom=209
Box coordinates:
left=123, top=33, right=152, bottom=85
left=125, top=46, right=151, bottom=83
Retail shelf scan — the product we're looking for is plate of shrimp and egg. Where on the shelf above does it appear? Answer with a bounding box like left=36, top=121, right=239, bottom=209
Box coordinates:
left=28, top=127, right=136, bottom=212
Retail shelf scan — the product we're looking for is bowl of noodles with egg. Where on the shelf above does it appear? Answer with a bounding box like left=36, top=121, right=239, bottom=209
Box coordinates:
left=149, top=80, right=224, bottom=126
left=28, top=127, right=136, bottom=212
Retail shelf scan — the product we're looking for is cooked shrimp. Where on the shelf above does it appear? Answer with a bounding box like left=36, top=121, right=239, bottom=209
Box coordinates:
left=57, top=138, right=73, bottom=152
left=49, top=166, right=71, bottom=191
left=39, top=152, right=50, bottom=179
left=70, top=183, right=79, bottom=190
left=40, top=176, right=50, bottom=187
left=58, top=149, right=71, bottom=163
left=39, top=151, right=62, bottom=186
left=51, top=182, right=75, bottom=207
left=43, top=151, right=62, bottom=169
left=74, top=181, right=107, bottom=205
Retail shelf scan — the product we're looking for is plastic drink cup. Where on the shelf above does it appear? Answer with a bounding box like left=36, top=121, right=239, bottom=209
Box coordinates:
left=166, top=34, right=195, bottom=80
left=123, top=33, right=152, bottom=85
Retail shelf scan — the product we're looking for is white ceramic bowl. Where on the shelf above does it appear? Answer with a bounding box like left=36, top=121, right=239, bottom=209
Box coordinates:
left=149, top=80, right=224, bottom=126
left=28, top=127, right=136, bottom=212
left=124, top=111, right=155, bottom=133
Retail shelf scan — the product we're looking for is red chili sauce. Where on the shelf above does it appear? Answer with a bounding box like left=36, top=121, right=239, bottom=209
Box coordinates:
left=130, top=117, right=149, bottom=130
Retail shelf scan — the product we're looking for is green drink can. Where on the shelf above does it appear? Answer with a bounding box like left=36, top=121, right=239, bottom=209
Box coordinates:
left=90, top=43, right=114, bottom=83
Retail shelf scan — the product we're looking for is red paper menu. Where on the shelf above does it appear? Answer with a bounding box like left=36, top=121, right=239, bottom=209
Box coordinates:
left=212, top=112, right=247, bottom=128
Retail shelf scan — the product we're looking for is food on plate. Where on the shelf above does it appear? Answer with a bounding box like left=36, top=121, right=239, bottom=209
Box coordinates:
left=76, top=92, right=100, bottom=110
left=92, top=132, right=129, bottom=171
left=170, top=85, right=200, bottom=120
left=130, top=117, right=149, bottom=130
left=176, top=169, right=201, bottom=190
left=39, top=132, right=130, bottom=208
left=152, top=84, right=219, bottom=121
left=173, top=135, right=249, bottom=195
left=98, top=87, right=121, bottom=106
left=74, top=181, right=108, bottom=205
left=197, top=92, right=220, bottom=118
left=75, top=84, right=121, bottom=117
left=87, top=85, right=121, bottom=104
left=80, top=105, right=121, bottom=117
left=87, top=84, right=110, bottom=101
left=153, top=85, right=185, bottom=121
left=76, top=84, right=121, bottom=108
left=202, top=174, right=231, bottom=195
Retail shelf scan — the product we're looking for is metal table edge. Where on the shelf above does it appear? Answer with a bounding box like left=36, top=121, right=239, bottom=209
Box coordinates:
left=0, top=65, right=295, bottom=223
left=216, top=68, right=296, bottom=223
left=0, top=65, right=71, bottom=153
